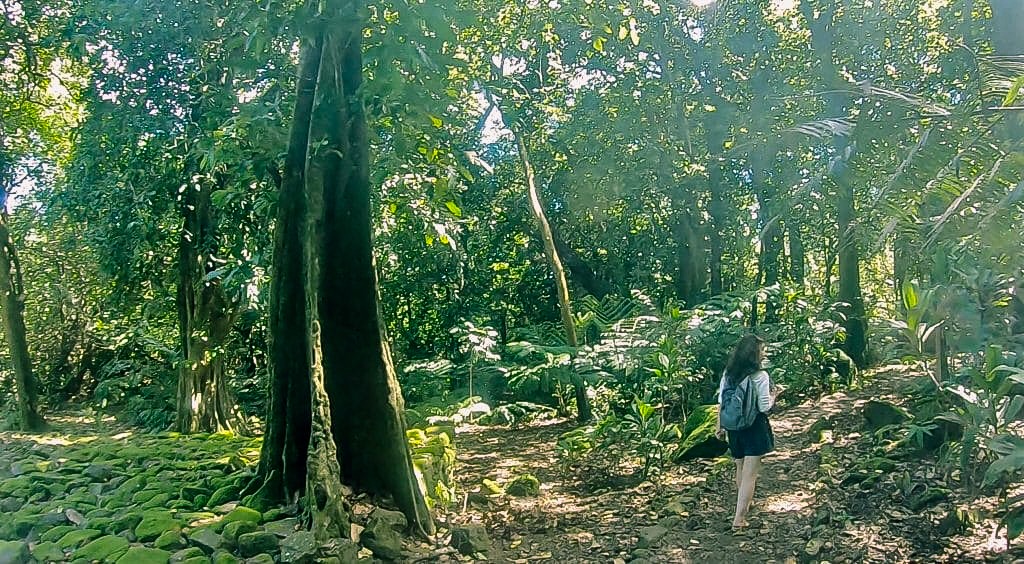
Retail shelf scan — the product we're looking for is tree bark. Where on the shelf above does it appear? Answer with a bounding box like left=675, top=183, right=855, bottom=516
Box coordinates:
left=802, top=0, right=868, bottom=367
left=513, top=129, right=592, bottom=423
left=672, top=205, right=706, bottom=306
left=752, top=158, right=782, bottom=324
left=175, top=172, right=247, bottom=435
left=251, top=25, right=322, bottom=508
left=314, top=2, right=433, bottom=535
left=551, top=228, right=613, bottom=299
left=0, top=215, right=44, bottom=431
left=787, top=223, right=805, bottom=285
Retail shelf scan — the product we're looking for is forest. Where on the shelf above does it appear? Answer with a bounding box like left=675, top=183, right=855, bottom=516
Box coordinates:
left=0, top=0, right=1023, bottom=562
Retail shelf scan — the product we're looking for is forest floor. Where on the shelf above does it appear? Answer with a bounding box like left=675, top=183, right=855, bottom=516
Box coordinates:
left=449, top=366, right=1024, bottom=563
left=4, top=366, right=1024, bottom=563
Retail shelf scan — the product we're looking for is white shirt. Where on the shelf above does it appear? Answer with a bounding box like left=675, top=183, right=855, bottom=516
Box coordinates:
left=718, top=370, right=774, bottom=413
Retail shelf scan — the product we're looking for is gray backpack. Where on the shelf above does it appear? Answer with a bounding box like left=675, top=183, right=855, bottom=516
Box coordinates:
left=719, top=374, right=760, bottom=431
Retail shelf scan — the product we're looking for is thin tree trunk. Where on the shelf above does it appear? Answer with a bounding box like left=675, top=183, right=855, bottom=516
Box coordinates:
left=753, top=168, right=782, bottom=323
left=802, top=0, right=868, bottom=367
left=787, top=223, right=805, bottom=285
left=707, top=160, right=725, bottom=296
left=513, top=129, right=592, bottom=423
left=0, top=216, right=44, bottom=431
left=175, top=173, right=247, bottom=435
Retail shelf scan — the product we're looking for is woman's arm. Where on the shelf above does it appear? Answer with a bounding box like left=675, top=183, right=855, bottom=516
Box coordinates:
left=753, top=371, right=774, bottom=412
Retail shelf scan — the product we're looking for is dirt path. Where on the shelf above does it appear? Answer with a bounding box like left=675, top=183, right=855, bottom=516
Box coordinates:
left=450, top=368, right=1024, bottom=563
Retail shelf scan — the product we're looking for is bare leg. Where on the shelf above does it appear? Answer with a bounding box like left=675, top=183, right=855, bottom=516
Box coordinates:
left=734, top=459, right=744, bottom=492
left=733, top=455, right=762, bottom=528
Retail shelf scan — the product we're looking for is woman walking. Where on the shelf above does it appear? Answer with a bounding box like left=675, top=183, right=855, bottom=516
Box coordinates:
left=716, top=334, right=777, bottom=531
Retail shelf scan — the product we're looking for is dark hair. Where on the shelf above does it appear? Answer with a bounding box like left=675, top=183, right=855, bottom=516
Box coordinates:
left=724, top=334, right=764, bottom=384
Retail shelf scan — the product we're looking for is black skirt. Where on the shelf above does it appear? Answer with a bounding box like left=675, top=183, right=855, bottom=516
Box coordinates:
left=726, top=412, right=775, bottom=459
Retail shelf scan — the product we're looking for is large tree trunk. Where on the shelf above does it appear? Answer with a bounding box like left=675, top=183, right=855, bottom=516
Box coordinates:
left=253, top=1, right=432, bottom=538
left=787, top=223, right=805, bottom=285
left=802, top=0, right=868, bottom=367
left=315, top=4, right=433, bottom=535
left=513, top=130, right=593, bottom=423
left=251, top=27, right=322, bottom=509
left=175, top=174, right=247, bottom=435
left=0, top=216, right=44, bottom=431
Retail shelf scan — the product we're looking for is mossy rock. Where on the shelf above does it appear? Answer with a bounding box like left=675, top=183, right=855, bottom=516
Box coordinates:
left=210, top=550, right=239, bottom=564
left=39, top=525, right=78, bottom=544
left=154, top=530, right=186, bottom=551
left=863, top=400, right=910, bottom=431
left=73, top=534, right=130, bottom=562
left=112, top=476, right=147, bottom=500
left=673, top=405, right=728, bottom=462
left=30, top=540, right=65, bottom=562
left=57, top=529, right=103, bottom=549
left=141, top=493, right=174, bottom=510
left=108, top=513, right=144, bottom=535
left=134, top=511, right=182, bottom=542
left=222, top=521, right=258, bottom=547
left=861, top=457, right=898, bottom=473
left=169, top=547, right=205, bottom=563
left=88, top=517, right=115, bottom=533
left=132, top=489, right=163, bottom=505
left=906, top=487, right=950, bottom=511
left=0, top=540, right=30, bottom=564
left=206, top=485, right=240, bottom=508
left=214, top=507, right=261, bottom=532
left=506, top=474, right=541, bottom=497
left=85, top=508, right=114, bottom=520
left=237, top=531, right=279, bottom=558
left=114, top=546, right=171, bottom=564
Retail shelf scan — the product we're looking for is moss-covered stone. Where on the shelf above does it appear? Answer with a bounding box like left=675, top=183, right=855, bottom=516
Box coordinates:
left=141, top=493, right=174, bottom=510
left=506, top=474, right=541, bottom=497
left=236, top=531, right=278, bottom=558
left=169, top=547, right=205, bottom=563
left=132, top=489, right=163, bottom=505
left=39, top=525, right=78, bottom=544
left=155, top=530, right=186, bottom=551
left=114, top=546, right=171, bottom=564
left=73, top=534, right=130, bottom=562
left=30, top=540, right=65, bottom=562
left=279, top=530, right=317, bottom=564
left=188, top=527, right=223, bottom=554
left=57, top=529, right=102, bottom=549
left=134, top=511, right=182, bottom=542
left=359, top=519, right=402, bottom=561
left=222, top=521, right=258, bottom=547
left=672, top=405, right=728, bottom=462
left=0, top=541, right=30, bottom=564
left=206, top=485, right=240, bottom=508
left=210, top=550, right=239, bottom=564
left=108, top=512, right=143, bottom=535
left=906, top=487, right=950, bottom=511
left=214, top=507, right=261, bottom=532
left=863, top=400, right=910, bottom=431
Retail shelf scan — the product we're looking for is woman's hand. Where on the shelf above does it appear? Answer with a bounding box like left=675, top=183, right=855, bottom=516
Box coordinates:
left=716, top=428, right=726, bottom=440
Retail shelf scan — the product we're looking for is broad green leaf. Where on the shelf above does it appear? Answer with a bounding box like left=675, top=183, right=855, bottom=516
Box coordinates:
left=445, top=201, right=462, bottom=217
left=1004, top=76, right=1024, bottom=107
